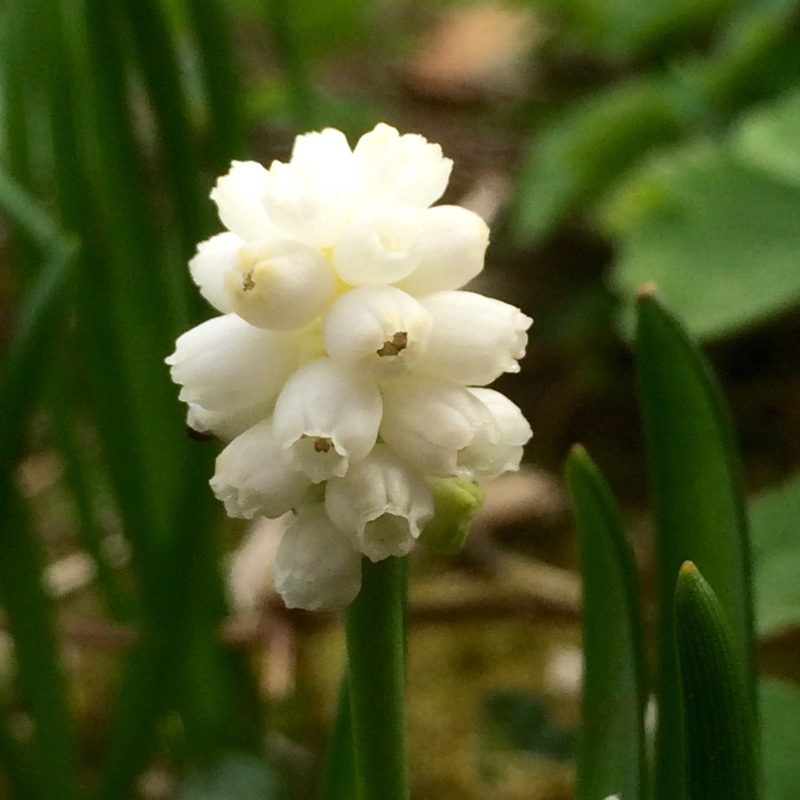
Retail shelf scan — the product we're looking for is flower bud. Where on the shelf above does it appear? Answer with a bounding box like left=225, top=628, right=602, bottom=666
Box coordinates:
left=419, top=476, right=484, bottom=554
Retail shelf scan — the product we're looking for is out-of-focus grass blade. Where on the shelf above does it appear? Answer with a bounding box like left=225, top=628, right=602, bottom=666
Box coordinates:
left=636, top=289, right=756, bottom=800
left=45, top=365, right=132, bottom=621
left=0, top=171, right=77, bottom=464
left=0, top=718, right=37, bottom=800
left=321, top=667, right=356, bottom=800
left=118, top=0, right=206, bottom=258
left=183, top=0, right=244, bottom=164
left=674, top=562, right=759, bottom=800
left=0, top=481, right=81, bottom=800
left=566, top=445, right=647, bottom=800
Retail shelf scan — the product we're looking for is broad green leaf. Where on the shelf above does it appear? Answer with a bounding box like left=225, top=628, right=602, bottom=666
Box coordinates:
left=749, top=472, right=800, bottom=637
left=509, top=77, right=688, bottom=246
left=733, top=87, right=800, bottom=188
left=760, top=678, right=800, bottom=800
left=695, top=0, right=800, bottom=118
left=608, top=89, right=800, bottom=341
left=636, top=292, right=755, bottom=800
left=566, top=445, right=646, bottom=800
left=553, top=0, right=733, bottom=58
left=674, top=563, right=758, bottom=800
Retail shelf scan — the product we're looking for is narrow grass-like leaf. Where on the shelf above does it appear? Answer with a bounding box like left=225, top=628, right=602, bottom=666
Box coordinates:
left=321, top=667, right=357, bottom=800
left=0, top=481, right=81, bottom=800
left=44, top=366, right=132, bottom=622
left=674, top=562, right=759, bottom=800
left=636, top=290, right=756, bottom=800
left=117, top=0, right=207, bottom=259
left=566, top=445, right=647, bottom=800
left=183, top=0, right=244, bottom=165
left=0, top=173, right=77, bottom=465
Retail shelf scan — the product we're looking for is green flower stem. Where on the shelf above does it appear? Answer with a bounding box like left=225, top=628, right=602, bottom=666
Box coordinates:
left=345, top=556, right=410, bottom=800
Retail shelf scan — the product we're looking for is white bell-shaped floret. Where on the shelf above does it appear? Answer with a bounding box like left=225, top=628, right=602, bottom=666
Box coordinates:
left=290, top=128, right=353, bottom=181
left=323, top=286, right=432, bottom=379
left=189, top=232, right=241, bottom=314
left=166, top=314, right=300, bottom=440
left=325, top=445, right=434, bottom=562
left=333, top=204, right=424, bottom=286
left=210, top=419, right=312, bottom=519
left=462, top=389, right=532, bottom=480
left=274, top=505, right=362, bottom=610
left=349, top=123, right=453, bottom=211
left=393, top=206, right=489, bottom=296
left=261, top=160, right=349, bottom=249
left=379, top=375, right=494, bottom=476
left=272, top=358, right=382, bottom=483
left=210, top=160, right=278, bottom=242
left=227, top=239, right=335, bottom=330
left=414, top=291, right=532, bottom=386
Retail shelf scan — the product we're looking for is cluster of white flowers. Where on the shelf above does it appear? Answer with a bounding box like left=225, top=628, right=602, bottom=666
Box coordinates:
left=167, top=123, right=532, bottom=610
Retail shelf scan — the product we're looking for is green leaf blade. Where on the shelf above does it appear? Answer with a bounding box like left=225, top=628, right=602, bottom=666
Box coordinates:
left=566, top=445, right=647, bottom=800
left=636, top=291, right=756, bottom=800
left=674, top=562, right=759, bottom=800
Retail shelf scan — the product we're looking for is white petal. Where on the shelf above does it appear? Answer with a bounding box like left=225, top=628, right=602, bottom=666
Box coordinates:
left=166, top=314, right=300, bottom=440
left=349, top=123, right=452, bottom=210
left=323, top=286, right=432, bottom=380
left=272, top=358, right=382, bottom=482
left=393, top=206, right=489, bottom=295
left=210, top=419, right=312, bottom=519
left=210, top=161, right=278, bottom=242
left=226, top=239, right=335, bottom=330
left=379, top=375, right=493, bottom=476
left=290, top=128, right=353, bottom=181
left=274, top=505, right=362, bottom=610
left=325, top=445, right=434, bottom=561
left=333, top=205, right=424, bottom=285
left=261, top=160, right=349, bottom=248
left=189, top=232, right=241, bottom=314
left=463, top=388, right=532, bottom=479
left=414, top=291, right=532, bottom=386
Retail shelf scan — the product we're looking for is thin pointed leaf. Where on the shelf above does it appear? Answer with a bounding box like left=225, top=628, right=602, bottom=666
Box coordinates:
left=566, top=445, right=647, bottom=800
left=674, top=562, right=759, bottom=800
left=0, top=482, right=81, bottom=800
left=636, top=290, right=756, bottom=800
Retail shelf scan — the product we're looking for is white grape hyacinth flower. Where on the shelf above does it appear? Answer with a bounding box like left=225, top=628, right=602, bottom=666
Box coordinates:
left=167, top=122, right=533, bottom=610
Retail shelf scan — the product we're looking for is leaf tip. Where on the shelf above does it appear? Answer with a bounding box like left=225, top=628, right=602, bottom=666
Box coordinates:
left=636, top=281, right=659, bottom=299
left=680, top=560, right=698, bottom=577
